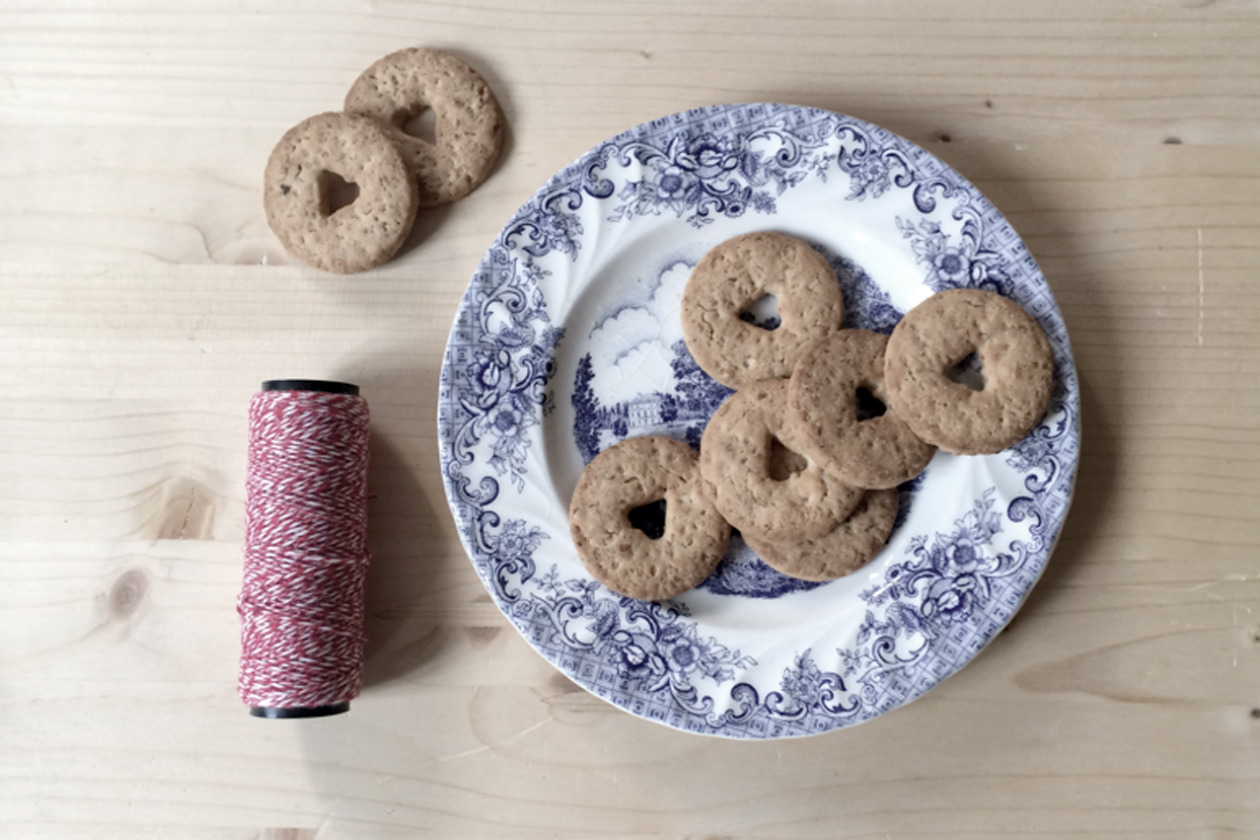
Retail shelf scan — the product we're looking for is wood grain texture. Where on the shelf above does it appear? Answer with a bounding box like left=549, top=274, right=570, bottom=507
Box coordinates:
left=1, top=1, right=1257, bottom=837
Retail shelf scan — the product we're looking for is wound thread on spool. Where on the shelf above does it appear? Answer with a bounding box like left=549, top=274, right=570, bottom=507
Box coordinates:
left=237, top=380, right=371, bottom=718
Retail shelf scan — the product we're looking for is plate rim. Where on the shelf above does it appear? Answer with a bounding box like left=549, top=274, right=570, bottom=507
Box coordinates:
left=437, top=101, right=1080, bottom=739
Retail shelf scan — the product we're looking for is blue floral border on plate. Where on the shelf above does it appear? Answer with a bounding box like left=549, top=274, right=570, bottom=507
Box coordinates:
left=438, top=103, right=1080, bottom=739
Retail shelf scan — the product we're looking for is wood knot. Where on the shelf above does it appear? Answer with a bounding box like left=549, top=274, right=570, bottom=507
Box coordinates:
left=151, top=477, right=215, bottom=540
left=110, top=568, right=150, bottom=619
left=465, top=625, right=502, bottom=649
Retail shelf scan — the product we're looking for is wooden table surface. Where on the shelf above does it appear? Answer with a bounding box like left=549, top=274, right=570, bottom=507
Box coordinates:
left=2, top=2, right=1258, bottom=837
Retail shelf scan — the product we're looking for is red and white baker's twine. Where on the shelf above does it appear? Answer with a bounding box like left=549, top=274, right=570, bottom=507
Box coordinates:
left=237, top=389, right=371, bottom=710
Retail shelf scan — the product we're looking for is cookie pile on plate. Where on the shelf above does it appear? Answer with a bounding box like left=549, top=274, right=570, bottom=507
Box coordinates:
left=568, top=232, right=1055, bottom=601
left=262, top=48, right=504, bottom=274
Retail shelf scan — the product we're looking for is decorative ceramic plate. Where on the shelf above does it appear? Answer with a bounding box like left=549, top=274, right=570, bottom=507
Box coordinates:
left=438, top=103, right=1079, bottom=739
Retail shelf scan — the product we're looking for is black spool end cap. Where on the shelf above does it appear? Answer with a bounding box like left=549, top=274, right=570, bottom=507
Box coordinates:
left=249, top=702, right=350, bottom=719
left=261, top=379, right=359, bottom=396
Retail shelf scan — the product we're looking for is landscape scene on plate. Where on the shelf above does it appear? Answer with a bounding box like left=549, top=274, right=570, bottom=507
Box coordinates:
left=440, top=103, right=1079, bottom=737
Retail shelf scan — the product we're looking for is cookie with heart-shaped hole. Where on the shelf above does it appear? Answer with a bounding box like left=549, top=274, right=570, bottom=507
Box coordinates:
left=699, top=379, right=863, bottom=542
left=569, top=436, right=729, bottom=601
left=345, top=48, right=503, bottom=207
left=681, top=232, right=844, bottom=390
left=788, top=329, right=936, bottom=489
left=263, top=111, right=418, bottom=273
left=884, top=288, right=1054, bottom=455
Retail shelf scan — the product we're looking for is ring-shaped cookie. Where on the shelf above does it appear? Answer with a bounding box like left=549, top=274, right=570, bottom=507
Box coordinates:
left=788, top=329, right=936, bottom=488
left=743, top=488, right=899, bottom=582
left=263, top=112, right=419, bottom=274
left=699, top=379, right=863, bottom=541
left=345, top=48, right=503, bottom=207
left=884, top=288, right=1055, bottom=455
left=681, top=232, right=844, bottom=389
left=569, top=436, right=730, bottom=601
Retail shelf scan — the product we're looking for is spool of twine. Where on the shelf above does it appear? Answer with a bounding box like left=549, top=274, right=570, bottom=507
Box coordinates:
left=237, top=380, right=371, bottom=718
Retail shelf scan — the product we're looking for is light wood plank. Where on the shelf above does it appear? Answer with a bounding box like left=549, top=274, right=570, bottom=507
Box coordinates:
left=1, top=0, right=1257, bottom=836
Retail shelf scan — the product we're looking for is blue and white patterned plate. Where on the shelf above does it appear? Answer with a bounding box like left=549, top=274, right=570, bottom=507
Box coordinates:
left=438, top=103, right=1079, bottom=739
